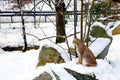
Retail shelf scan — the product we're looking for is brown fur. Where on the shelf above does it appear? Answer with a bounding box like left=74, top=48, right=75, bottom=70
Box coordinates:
left=73, top=38, right=97, bottom=66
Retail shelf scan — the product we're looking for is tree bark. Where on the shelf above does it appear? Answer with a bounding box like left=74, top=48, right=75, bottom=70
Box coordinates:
left=20, top=0, right=27, bottom=52
left=112, top=0, right=120, bottom=3
left=80, top=0, right=83, bottom=41
left=55, top=0, right=66, bottom=43
left=86, top=0, right=94, bottom=47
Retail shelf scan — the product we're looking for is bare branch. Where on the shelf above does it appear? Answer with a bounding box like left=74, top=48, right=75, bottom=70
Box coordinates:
left=26, top=31, right=80, bottom=41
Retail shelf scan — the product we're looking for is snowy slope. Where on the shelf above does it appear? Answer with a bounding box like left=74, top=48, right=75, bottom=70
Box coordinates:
left=0, top=35, right=120, bottom=80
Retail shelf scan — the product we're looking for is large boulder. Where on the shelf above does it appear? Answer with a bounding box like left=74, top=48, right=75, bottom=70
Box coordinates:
left=112, top=24, right=120, bottom=35
left=33, top=67, right=97, bottom=80
left=33, top=71, right=61, bottom=80
left=36, top=45, right=65, bottom=66
left=33, top=72, right=52, bottom=80
left=90, top=26, right=111, bottom=38
left=65, top=68, right=97, bottom=80
left=89, top=38, right=111, bottom=59
left=89, top=22, right=112, bottom=59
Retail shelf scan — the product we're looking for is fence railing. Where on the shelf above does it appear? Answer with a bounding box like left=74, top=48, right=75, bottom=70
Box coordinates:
left=0, top=11, right=81, bottom=23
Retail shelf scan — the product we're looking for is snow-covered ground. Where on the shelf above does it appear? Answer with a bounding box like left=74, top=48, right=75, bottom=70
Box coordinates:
left=0, top=21, right=120, bottom=80
left=0, top=0, right=120, bottom=80
left=0, top=35, right=119, bottom=80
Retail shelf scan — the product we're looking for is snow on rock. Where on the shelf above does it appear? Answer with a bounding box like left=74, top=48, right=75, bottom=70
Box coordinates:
left=62, top=59, right=113, bottom=79
left=34, top=65, right=58, bottom=80
left=0, top=35, right=120, bottom=80
left=39, top=41, right=71, bottom=62
left=49, top=64, right=77, bottom=80
left=102, top=35, right=120, bottom=80
left=106, top=35, right=120, bottom=70
left=0, top=46, right=113, bottom=80
left=110, top=21, right=120, bottom=31
left=106, top=21, right=120, bottom=36
left=35, top=58, right=112, bottom=80
left=89, top=38, right=111, bottom=57
left=90, top=21, right=112, bottom=37
left=91, top=22, right=106, bottom=30
left=106, top=35, right=120, bottom=61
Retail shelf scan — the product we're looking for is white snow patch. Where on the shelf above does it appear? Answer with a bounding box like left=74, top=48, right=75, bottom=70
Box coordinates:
left=89, top=38, right=111, bottom=57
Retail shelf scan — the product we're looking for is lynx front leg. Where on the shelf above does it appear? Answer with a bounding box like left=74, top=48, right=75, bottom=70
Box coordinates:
left=76, top=54, right=83, bottom=64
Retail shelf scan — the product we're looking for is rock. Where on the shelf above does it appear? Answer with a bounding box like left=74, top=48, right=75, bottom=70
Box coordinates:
left=90, top=26, right=111, bottom=38
left=33, top=70, right=60, bottom=80
left=34, top=68, right=97, bottom=80
left=96, top=42, right=111, bottom=59
left=89, top=25, right=112, bottom=59
left=36, top=45, right=64, bottom=66
left=65, top=68, right=98, bottom=80
left=69, top=48, right=76, bottom=55
left=112, top=25, right=120, bottom=35
left=52, top=70, right=60, bottom=80
left=33, top=70, right=61, bottom=80
left=33, top=72, right=52, bottom=80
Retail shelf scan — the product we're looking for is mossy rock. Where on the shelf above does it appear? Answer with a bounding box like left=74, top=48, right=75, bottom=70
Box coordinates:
left=69, top=48, right=76, bottom=55
left=37, top=46, right=64, bottom=66
left=90, top=26, right=113, bottom=59
left=33, top=72, right=52, bottom=80
left=33, top=71, right=60, bottom=80
left=90, top=26, right=110, bottom=38
left=112, top=25, right=120, bottom=35
left=65, top=68, right=98, bottom=80
left=52, top=70, right=60, bottom=80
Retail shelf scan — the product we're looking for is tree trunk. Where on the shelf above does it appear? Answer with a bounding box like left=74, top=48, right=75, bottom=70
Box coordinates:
left=86, top=0, right=94, bottom=47
left=55, top=0, right=66, bottom=43
left=20, top=0, right=27, bottom=52
left=80, top=0, right=83, bottom=41
left=112, top=0, right=120, bottom=3
left=21, top=18, right=27, bottom=52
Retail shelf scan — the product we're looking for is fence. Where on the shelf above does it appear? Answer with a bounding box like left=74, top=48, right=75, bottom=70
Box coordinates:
left=0, top=11, right=81, bottom=23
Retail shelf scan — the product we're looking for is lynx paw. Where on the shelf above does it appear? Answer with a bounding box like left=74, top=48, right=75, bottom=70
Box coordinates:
left=76, top=61, right=82, bottom=64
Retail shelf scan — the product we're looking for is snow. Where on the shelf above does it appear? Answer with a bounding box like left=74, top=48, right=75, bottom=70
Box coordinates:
left=0, top=50, right=39, bottom=80
left=102, top=35, right=120, bottom=80
left=0, top=22, right=120, bottom=80
left=39, top=42, right=70, bottom=62
left=0, top=1, right=120, bottom=80
left=110, top=21, right=120, bottom=31
left=89, top=38, right=110, bottom=57
left=91, top=21, right=113, bottom=37
left=91, top=21, right=106, bottom=29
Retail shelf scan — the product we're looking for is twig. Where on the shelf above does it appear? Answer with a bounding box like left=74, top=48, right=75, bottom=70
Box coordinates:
left=26, top=31, right=80, bottom=41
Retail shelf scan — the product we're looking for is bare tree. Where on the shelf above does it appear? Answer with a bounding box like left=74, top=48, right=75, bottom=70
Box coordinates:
left=10, top=0, right=32, bottom=9
left=112, top=0, right=120, bottom=3
left=19, top=0, right=27, bottom=52
left=86, top=0, right=94, bottom=47
left=80, top=0, right=84, bottom=41
left=55, top=0, right=66, bottom=43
